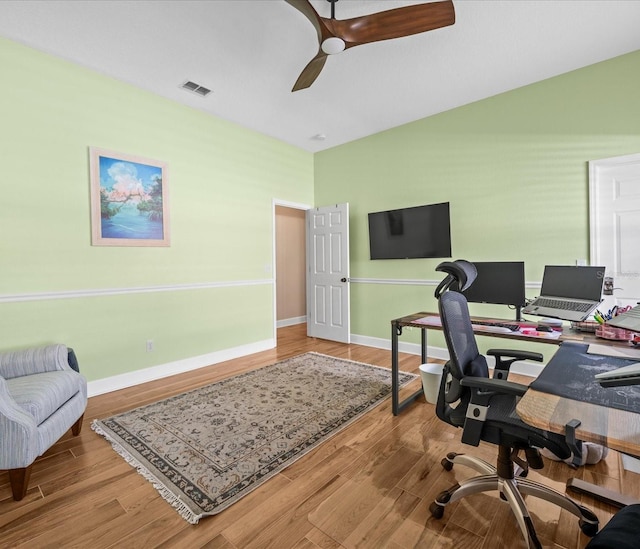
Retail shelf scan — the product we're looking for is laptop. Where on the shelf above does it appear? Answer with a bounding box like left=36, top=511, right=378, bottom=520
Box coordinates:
left=606, top=304, right=640, bottom=332
left=522, top=265, right=605, bottom=322
left=595, top=361, right=640, bottom=387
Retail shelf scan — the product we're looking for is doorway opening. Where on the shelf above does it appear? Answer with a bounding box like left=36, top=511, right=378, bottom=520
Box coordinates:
left=273, top=201, right=309, bottom=337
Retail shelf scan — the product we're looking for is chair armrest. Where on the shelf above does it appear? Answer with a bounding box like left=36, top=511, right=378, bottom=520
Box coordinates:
left=487, top=349, right=543, bottom=380
left=487, top=349, right=544, bottom=362
left=0, top=377, right=39, bottom=469
left=0, top=345, right=70, bottom=379
left=461, top=377, right=528, bottom=398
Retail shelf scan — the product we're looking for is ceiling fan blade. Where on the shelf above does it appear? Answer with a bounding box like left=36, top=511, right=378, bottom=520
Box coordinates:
left=283, top=0, right=333, bottom=43
left=285, top=0, right=455, bottom=91
left=285, top=1, right=336, bottom=91
left=292, top=50, right=329, bottom=91
left=328, top=0, right=455, bottom=47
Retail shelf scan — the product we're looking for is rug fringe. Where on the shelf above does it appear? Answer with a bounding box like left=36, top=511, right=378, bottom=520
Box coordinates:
left=91, top=419, right=202, bottom=524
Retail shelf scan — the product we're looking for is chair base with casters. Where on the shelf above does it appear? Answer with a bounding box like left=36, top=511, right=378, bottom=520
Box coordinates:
left=430, top=260, right=599, bottom=549
left=429, top=447, right=599, bottom=549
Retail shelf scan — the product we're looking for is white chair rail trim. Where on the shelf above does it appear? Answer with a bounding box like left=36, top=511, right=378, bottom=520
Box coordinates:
left=351, top=278, right=541, bottom=289
left=2, top=278, right=541, bottom=304
left=0, top=279, right=273, bottom=304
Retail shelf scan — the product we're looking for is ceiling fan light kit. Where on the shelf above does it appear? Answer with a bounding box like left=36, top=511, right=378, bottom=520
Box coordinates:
left=321, top=36, right=346, bottom=55
left=285, top=0, right=456, bottom=91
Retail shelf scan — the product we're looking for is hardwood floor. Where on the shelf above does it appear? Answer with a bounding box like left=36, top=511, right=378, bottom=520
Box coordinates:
left=2, top=324, right=639, bottom=548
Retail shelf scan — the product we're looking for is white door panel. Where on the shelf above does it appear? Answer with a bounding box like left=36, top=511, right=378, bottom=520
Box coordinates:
left=590, top=154, right=640, bottom=306
left=307, top=204, right=350, bottom=343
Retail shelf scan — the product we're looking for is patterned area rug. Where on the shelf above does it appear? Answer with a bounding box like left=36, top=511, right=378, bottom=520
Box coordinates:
left=92, top=352, right=416, bottom=523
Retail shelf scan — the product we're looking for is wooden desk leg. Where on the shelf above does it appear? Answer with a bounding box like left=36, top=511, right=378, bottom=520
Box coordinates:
left=567, top=478, right=640, bottom=509
left=391, top=320, right=424, bottom=416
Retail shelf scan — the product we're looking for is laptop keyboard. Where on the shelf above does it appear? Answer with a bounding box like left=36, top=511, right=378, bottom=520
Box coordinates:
left=472, top=320, right=520, bottom=331
left=534, top=298, right=592, bottom=312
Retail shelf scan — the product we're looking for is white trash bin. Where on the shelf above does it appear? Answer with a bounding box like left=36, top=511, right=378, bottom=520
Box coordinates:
left=419, top=363, right=443, bottom=404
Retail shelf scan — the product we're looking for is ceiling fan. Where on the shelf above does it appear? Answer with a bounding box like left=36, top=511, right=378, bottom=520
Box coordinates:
left=284, top=0, right=456, bottom=91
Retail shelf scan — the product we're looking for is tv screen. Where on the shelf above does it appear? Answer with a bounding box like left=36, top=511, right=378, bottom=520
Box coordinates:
left=368, top=202, right=452, bottom=260
left=461, top=261, right=526, bottom=307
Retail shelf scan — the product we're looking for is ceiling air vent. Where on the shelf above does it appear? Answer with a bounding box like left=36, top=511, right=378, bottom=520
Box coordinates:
left=181, top=80, right=211, bottom=97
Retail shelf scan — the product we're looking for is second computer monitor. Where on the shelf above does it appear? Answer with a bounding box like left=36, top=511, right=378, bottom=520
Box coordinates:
left=461, top=261, right=526, bottom=318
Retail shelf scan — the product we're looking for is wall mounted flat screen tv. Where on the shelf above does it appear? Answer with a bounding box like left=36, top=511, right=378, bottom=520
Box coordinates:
left=461, top=261, right=526, bottom=308
left=368, top=202, right=452, bottom=260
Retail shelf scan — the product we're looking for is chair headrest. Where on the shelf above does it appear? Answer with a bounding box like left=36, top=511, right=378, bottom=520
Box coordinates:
left=434, top=260, right=477, bottom=297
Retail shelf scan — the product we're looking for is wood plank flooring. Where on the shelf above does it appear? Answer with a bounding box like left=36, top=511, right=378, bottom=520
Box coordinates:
left=2, top=323, right=639, bottom=548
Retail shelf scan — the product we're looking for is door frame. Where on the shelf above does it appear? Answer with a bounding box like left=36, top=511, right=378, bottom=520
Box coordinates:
left=589, top=152, right=640, bottom=307
left=272, top=199, right=311, bottom=340
left=589, top=152, right=640, bottom=265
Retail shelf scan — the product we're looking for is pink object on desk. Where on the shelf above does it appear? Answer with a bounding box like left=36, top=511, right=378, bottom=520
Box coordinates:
left=596, top=325, right=637, bottom=341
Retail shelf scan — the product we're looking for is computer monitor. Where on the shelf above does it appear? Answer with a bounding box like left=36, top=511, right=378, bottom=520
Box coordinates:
left=461, top=261, right=526, bottom=320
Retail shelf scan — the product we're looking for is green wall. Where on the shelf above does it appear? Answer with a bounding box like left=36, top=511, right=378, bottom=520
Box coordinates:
left=2, top=34, right=639, bottom=382
left=315, top=50, right=640, bottom=355
left=0, top=37, right=314, bottom=382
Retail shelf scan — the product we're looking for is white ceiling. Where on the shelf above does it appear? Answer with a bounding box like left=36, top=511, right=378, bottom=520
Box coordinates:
left=1, top=0, right=640, bottom=153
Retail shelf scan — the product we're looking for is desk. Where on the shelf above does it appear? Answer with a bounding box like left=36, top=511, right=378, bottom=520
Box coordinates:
left=390, top=311, right=611, bottom=416
left=516, top=342, right=640, bottom=508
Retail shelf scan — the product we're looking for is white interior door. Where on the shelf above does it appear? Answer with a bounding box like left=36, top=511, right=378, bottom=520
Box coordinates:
left=306, top=203, right=350, bottom=343
left=590, top=153, right=640, bottom=308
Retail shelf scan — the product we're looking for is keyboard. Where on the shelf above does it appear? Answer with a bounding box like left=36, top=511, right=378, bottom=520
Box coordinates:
left=472, top=320, right=520, bottom=332
left=532, top=298, right=592, bottom=312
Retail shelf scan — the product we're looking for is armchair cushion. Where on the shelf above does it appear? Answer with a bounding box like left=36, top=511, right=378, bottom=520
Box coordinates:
left=7, top=371, right=83, bottom=426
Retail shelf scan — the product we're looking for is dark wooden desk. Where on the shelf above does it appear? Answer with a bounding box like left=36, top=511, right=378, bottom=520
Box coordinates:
left=390, top=312, right=622, bottom=416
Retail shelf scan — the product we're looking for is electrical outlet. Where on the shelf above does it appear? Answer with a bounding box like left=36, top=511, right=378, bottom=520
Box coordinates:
left=576, top=259, right=588, bottom=266
left=146, top=339, right=154, bottom=352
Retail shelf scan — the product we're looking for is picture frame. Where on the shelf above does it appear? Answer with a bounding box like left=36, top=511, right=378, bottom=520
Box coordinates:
left=89, top=147, right=170, bottom=247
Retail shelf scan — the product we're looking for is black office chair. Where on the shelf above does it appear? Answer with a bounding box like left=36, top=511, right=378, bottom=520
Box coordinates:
left=429, top=260, right=598, bottom=549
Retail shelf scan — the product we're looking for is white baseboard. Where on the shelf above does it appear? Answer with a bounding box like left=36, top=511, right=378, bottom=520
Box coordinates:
left=350, top=333, right=543, bottom=378
left=276, top=316, right=306, bottom=328
left=87, top=338, right=275, bottom=397
left=88, top=329, right=543, bottom=399
left=350, top=333, right=449, bottom=361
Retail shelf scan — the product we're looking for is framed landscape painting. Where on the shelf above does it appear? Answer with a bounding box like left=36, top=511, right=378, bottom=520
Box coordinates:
left=89, top=147, right=170, bottom=247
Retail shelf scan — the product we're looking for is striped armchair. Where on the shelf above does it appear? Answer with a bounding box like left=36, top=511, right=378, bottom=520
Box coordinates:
left=0, top=344, right=87, bottom=500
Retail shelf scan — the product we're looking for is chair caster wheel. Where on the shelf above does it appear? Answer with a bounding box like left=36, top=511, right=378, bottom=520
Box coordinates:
left=579, top=519, right=599, bottom=537
left=429, top=502, right=445, bottom=519
left=441, top=458, right=453, bottom=471
left=578, top=506, right=599, bottom=537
